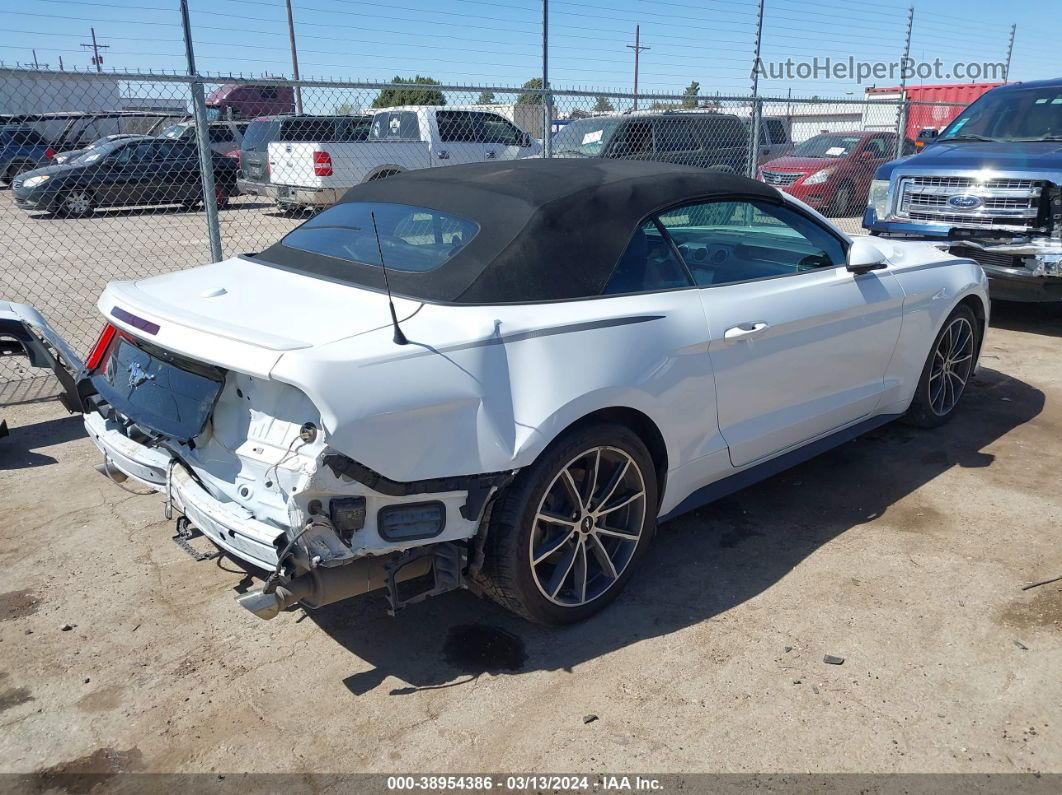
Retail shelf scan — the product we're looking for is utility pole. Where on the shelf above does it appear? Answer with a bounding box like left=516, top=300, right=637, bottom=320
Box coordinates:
left=284, top=0, right=303, bottom=114
left=542, top=0, right=552, bottom=156
left=1003, top=23, right=1016, bottom=83
left=746, top=0, right=765, bottom=178
left=626, top=25, right=649, bottom=111
left=179, top=0, right=223, bottom=263
left=80, top=27, right=109, bottom=72
left=895, top=6, right=914, bottom=159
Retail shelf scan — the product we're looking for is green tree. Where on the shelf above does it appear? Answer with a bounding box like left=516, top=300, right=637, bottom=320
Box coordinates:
left=476, top=90, right=496, bottom=105
left=593, top=95, right=614, bottom=113
left=335, top=102, right=360, bottom=115
left=372, top=75, right=446, bottom=108
left=682, top=80, right=700, bottom=109
left=516, top=77, right=544, bottom=106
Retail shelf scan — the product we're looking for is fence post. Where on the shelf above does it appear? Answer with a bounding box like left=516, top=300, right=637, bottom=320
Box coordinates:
left=1004, top=23, right=1016, bottom=82
left=895, top=5, right=914, bottom=159
left=542, top=0, right=552, bottom=157
left=746, top=0, right=765, bottom=178
left=179, top=0, right=223, bottom=263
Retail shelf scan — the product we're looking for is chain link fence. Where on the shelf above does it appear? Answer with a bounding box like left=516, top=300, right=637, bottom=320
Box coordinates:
left=0, top=68, right=967, bottom=399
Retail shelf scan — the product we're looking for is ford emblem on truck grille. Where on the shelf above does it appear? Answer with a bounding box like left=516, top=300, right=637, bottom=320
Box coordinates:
left=947, top=194, right=984, bottom=210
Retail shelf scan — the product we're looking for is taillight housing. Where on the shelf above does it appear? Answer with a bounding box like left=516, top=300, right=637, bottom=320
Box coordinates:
left=45, top=146, right=55, bottom=159
left=313, top=151, right=333, bottom=177
left=85, top=323, right=117, bottom=372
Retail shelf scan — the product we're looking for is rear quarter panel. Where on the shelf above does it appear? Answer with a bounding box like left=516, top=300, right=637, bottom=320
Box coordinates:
left=270, top=291, right=724, bottom=513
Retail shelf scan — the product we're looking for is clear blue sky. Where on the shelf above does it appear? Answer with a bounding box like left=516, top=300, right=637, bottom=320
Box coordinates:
left=0, top=0, right=1058, bottom=99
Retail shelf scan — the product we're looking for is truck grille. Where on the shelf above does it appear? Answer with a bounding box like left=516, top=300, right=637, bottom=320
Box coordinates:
left=760, top=170, right=801, bottom=187
left=896, top=175, right=1043, bottom=230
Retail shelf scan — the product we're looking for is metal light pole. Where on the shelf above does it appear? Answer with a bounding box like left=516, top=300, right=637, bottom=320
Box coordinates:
left=179, top=0, right=223, bottom=263
left=285, top=0, right=303, bottom=114
left=542, top=0, right=552, bottom=156
left=746, top=0, right=765, bottom=178
left=1004, top=23, right=1016, bottom=83
left=895, top=5, right=914, bottom=159
left=627, top=25, right=649, bottom=111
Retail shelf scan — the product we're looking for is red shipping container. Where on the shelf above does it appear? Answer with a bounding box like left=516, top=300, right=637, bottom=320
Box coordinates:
left=866, top=82, right=1003, bottom=143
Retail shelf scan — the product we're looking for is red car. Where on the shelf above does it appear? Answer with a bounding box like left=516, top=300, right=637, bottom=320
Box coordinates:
left=758, top=131, right=915, bottom=216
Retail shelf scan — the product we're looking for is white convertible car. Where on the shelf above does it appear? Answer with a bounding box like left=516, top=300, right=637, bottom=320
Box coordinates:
left=3, top=159, right=988, bottom=624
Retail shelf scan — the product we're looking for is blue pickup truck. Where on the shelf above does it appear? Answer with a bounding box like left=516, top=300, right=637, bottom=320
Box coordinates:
left=863, top=78, right=1062, bottom=302
left=0, top=126, right=52, bottom=186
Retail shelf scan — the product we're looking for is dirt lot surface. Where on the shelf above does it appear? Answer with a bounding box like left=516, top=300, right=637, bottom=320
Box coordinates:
left=2, top=304, right=1061, bottom=778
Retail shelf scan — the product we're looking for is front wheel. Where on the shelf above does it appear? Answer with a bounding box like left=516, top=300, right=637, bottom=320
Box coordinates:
left=58, top=189, right=94, bottom=218
left=479, top=423, right=657, bottom=624
left=829, top=181, right=853, bottom=216
left=904, top=304, right=979, bottom=428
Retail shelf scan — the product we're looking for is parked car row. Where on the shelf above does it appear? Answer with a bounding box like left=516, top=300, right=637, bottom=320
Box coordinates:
left=11, top=137, right=238, bottom=217
left=238, top=106, right=543, bottom=211
left=549, top=110, right=792, bottom=174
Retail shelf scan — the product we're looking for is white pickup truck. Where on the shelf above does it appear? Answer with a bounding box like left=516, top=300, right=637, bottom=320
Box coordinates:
left=266, top=105, right=542, bottom=210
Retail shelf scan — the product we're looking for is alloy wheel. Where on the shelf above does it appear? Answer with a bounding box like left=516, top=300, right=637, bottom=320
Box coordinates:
left=64, top=190, right=92, bottom=216
left=928, top=316, right=975, bottom=416
left=529, top=446, right=647, bottom=607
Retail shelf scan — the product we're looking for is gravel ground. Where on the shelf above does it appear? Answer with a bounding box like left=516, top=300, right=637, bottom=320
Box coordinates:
left=0, top=301, right=1059, bottom=778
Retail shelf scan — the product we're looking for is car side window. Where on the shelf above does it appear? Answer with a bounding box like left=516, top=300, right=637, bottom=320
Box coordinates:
left=655, top=119, right=699, bottom=153
left=656, top=200, right=847, bottom=287
left=436, top=111, right=480, bottom=143
left=863, top=137, right=887, bottom=158
left=602, top=219, right=692, bottom=295
left=765, top=119, right=789, bottom=145
left=208, top=126, right=234, bottom=144
left=477, top=113, right=522, bottom=145
left=609, top=121, right=652, bottom=157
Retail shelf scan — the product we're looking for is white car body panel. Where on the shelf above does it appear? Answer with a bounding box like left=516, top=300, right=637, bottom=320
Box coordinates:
left=74, top=187, right=988, bottom=573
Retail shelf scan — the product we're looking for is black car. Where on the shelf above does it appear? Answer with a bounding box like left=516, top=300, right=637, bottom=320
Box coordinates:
left=237, top=114, right=371, bottom=197
left=11, top=138, right=238, bottom=217
left=551, top=111, right=750, bottom=173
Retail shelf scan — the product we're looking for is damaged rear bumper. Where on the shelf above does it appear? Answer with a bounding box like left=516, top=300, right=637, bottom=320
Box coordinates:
left=83, top=408, right=509, bottom=617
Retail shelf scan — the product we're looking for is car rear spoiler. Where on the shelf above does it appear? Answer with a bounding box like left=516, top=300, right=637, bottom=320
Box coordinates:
left=0, top=301, right=86, bottom=415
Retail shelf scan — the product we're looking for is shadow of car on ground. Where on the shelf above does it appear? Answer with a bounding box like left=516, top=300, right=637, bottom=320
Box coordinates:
left=298, top=365, right=1043, bottom=695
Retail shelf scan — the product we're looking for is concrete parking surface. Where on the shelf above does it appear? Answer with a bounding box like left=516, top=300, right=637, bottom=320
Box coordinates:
left=0, top=301, right=1059, bottom=776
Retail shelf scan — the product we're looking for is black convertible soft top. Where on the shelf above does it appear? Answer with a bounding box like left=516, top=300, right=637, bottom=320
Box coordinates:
left=256, top=158, right=781, bottom=304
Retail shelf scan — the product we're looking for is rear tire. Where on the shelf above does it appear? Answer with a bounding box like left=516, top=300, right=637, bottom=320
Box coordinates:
left=479, top=422, right=657, bottom=624
left=904, top=304, right=979, bottom=428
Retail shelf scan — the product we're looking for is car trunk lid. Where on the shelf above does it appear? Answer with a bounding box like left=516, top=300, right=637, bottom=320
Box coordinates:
left=101, top=256, right=420, bottom=377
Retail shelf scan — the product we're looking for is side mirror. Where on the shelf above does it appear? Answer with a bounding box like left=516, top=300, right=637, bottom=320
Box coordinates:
left=859, top=150, right=874, bottom=161
left=846, top=237, right=888, bottom=275
left=519, top=132, right=534, bottom=148
left=915, top=128, right=938, bottom=150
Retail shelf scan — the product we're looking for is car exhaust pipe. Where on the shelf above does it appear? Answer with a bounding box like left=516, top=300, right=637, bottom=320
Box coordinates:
left=236, top=553, right=434, bottom=620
